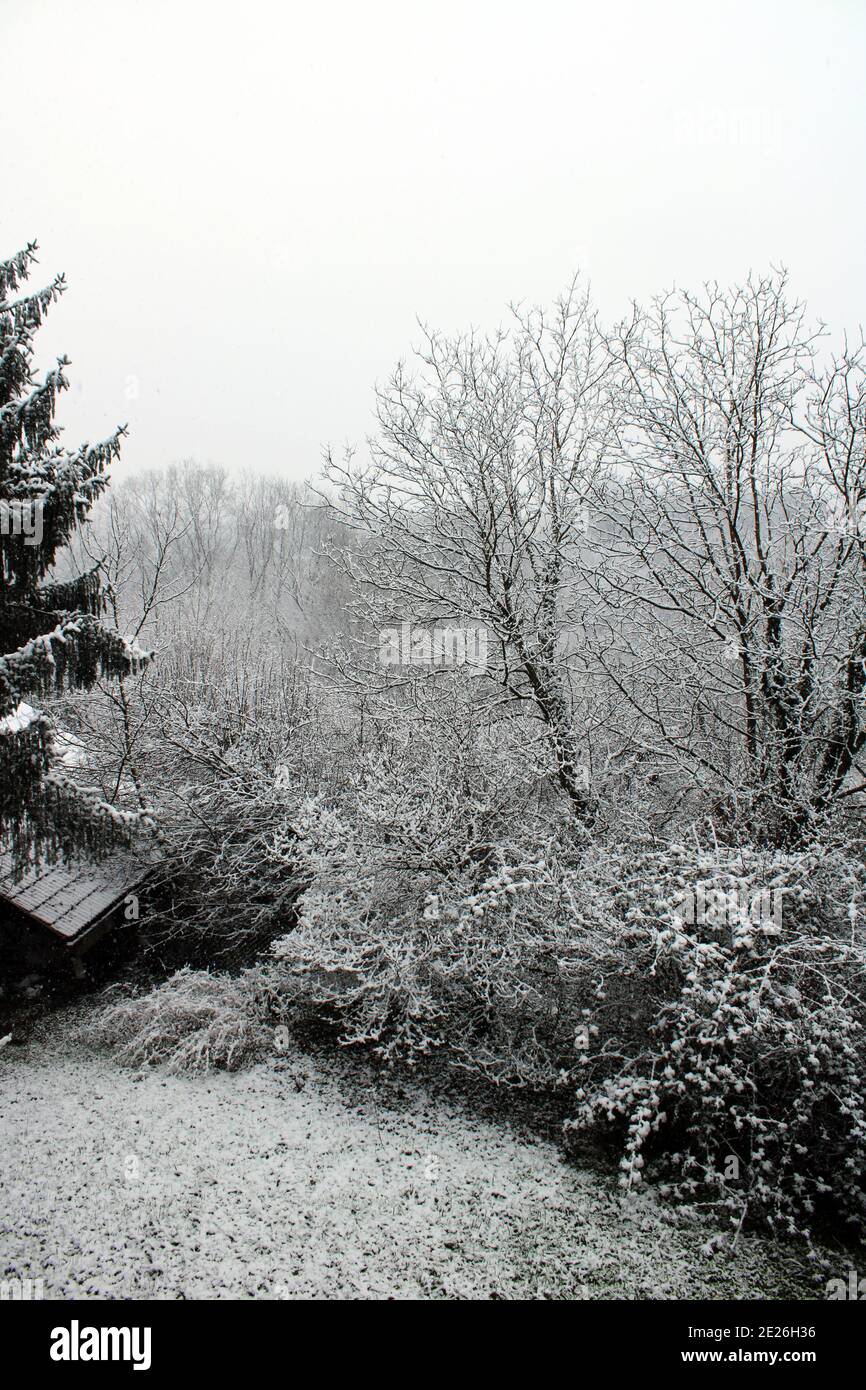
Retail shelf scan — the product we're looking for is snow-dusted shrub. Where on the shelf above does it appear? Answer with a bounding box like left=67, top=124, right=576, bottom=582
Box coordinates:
left=264, top=719, right=638, bottom=1085
left=135, top=699, right=320, bottom=966
left=81, top=966, right=272, bottom=1073
left=266, top=734, right=592, bottom=1084
left=270, top=782, right=866, bottom=1235
left=566, top=843, right=866, bottom=1240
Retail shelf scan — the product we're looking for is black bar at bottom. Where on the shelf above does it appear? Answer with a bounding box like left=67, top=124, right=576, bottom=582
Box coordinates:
left=7, top=1297, right=859, bottom=1375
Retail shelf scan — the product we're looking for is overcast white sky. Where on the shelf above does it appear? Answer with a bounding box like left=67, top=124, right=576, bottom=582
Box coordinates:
left=2, top=0, right=864, bottom=482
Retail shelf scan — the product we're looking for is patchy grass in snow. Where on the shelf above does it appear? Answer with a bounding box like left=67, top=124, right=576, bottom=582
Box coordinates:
left=0, top=1003, right=832, bottom=1300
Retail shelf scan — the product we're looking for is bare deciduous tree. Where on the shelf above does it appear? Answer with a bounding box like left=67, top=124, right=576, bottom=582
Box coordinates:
left=321, top=280, right=616, bottom=821
left=583, top=272, right=866, bottom=842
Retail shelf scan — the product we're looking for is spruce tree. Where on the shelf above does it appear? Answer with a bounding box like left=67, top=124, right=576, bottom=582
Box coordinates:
left=0, top=243, right=151, bottom=871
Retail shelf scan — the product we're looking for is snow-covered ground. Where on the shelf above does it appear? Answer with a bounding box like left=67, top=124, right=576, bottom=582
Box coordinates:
left=0, top=1009, right=821, bottom=1300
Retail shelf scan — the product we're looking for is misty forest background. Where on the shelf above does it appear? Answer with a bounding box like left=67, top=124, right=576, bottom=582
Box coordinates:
left=3, top=247, right=866, bottom=1256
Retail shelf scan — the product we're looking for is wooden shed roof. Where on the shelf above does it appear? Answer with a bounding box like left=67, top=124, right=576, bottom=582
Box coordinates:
left=0, top=851, right=153, bottom=947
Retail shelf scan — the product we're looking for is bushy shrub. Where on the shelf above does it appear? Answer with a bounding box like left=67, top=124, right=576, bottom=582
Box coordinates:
left=566, top=843, right=866, bottom=1242
left=269, top=783, right=866, bottom=1236
left=81, top=966, right=272, bottom=1073
left=270, top=800, right=588, bottom=1085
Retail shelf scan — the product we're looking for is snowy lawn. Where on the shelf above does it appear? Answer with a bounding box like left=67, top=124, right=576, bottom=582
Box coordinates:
left=1, top=1006, right=823, bottom=1300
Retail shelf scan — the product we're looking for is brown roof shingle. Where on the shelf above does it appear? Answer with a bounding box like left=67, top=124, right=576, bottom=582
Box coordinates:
left=0, top=852, right=152, bottom=944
